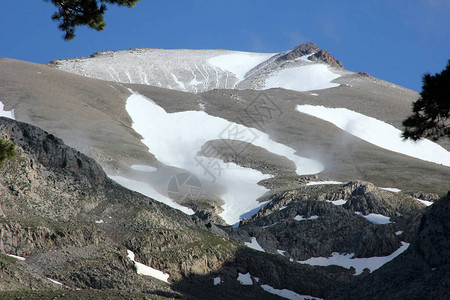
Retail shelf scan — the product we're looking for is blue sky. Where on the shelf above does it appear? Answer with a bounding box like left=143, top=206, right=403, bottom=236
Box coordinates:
left=1, top=0, right=449, bottom=92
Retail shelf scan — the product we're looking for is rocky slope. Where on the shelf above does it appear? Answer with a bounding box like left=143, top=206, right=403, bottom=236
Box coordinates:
left=2, top=117, right=445, bottom=299
left=0, top=117, right=361, bottom=299
left=329, top=191, right=450, bottom=299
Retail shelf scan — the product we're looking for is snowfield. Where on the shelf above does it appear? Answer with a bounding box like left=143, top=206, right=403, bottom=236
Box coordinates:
left=297, top=242, right=410, bottom=275
left=296, top=105, right=450, bottom=166
left=208, top=52, right=275, bottom=83
left=51, top=47, right=345, bottom=93
left=265, top=64, right=340, bottom=92
left=52, top=49, right=275, bottom=93
left=121, top=92, right=323, bottom=225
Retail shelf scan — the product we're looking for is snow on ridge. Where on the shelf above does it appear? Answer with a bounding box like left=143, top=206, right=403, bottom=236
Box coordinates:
left=297, top=242, right=410, bottom=275
left=123, top=92, right=323, bottom=225
left=53, top=48, right=275, bottom=93
left=0, top=101, right=15, bottom=119
left=296, top=105, right=450, bottom=167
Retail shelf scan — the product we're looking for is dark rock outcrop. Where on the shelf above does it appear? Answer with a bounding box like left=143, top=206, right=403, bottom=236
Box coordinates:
left=329, top=192, right=450, bottom=300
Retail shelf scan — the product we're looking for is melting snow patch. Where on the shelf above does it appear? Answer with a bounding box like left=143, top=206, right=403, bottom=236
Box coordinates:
left=125, top=92, right=323, bottom=224
left=417, top=199, right=433, bottom=206
left=297, top=242, right=409, bottom=275
left=265, top=64, right=340, bottom=92
left=108, top=175, right=194, bottom=215
left=244, top=237, right=265, bottom=252
left=213, top=277, right=222, bottom=285
left=0, top=101, right=14, bottom=119
left=355, top=212, right=391, bottom=224
left=94, top=220, right=104, bottom=224
left=237, top=272, right=253, bottom=285
left=294, top=215, right=319, bottom=221
left=261, top=284, right=323, bottom=300
left=127, top=250, right=170, bottom=283
left=296, top=105, right=450, bottom=167
left=6, top=254, right=26, bottom=261
left=307, top=181, right=343, bottom=186
left=380, top=187, right=401, bottom=193
left=326, top=199, right=347, bottom=205
left=130, top=165, right=157, bottom=172
left=395, top=231, right=403, bottom=236
left=277, top=249, right=286, bottom=256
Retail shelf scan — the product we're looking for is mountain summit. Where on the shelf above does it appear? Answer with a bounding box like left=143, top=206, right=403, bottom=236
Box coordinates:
left=48, top=42, right=345, bottom=93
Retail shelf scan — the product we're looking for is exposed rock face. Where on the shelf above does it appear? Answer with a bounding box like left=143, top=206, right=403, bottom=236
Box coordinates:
left=329, top=192, right=450, bottom=300
left=308, top=49, right=344, bottom=69
left=226, top=181, right=425, bottom=261
left=276, top=42, right=344, bottom=69
left=279, top=42, right=320, bottom=60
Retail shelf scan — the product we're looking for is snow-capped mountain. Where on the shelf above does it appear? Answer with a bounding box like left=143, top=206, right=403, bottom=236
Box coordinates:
left=1, top=42, right=450, bottom=299
left=49, top=42, right=346, bottom=93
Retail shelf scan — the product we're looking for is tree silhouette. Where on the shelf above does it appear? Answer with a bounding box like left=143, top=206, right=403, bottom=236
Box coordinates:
left=45, top=0, right=141, bottom=40
left=402, top=60, right=450, bottom=141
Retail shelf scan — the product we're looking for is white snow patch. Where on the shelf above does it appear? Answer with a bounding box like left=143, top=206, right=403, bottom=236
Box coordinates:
left=108, top=175, right=194, bottom=215
left=310, top=93, right=319, bottom=96
left=261, top=284, right=323, bottom=300
left=279, top=206, right=288, bottom=210
left=297, top=242, right=409, bottom=276
left=126, top=92, right=323, bottom=224
left=307, top=181, right=343, bottom=186
left=130, top=165, right=157, bottom=172
left=237, top=272, right=253, bottom=285
left=0, top=101, right=14, bottom=119
left=296, top=105, right=450, bottom=167
left=380, top=187, right=401, bottom=193
left=244, top=237, right=265, bottom=252
left=355, top=212, right=392, bottom=224
left=294, top=215, right=319, bottom=221
left=6, top=254, right=25, bottom=261
left=277, top=249, right=286, bottom=256
left=417, top=199, right=433, bottom=206
left=326, top=199, right=347, bottom=206
left=208, top=52, right=274, bottom=82
left=395, top=231, right=403, bottom=235
left=47, top=277, right=64, bottom=286
left=127, top=250, right=169, bottom=283
left=265, top=64, right=340, bottom=92
left=213, top=277, right=222, bottom=285
left=94, top=220, right=104, bottom=224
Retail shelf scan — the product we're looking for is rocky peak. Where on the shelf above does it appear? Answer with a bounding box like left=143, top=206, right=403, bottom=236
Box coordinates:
left=308, top=49, right=344, bottom=69
left=282, top=42, right=320, bottom=60
left=278, top=42, right=344, bottom=69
